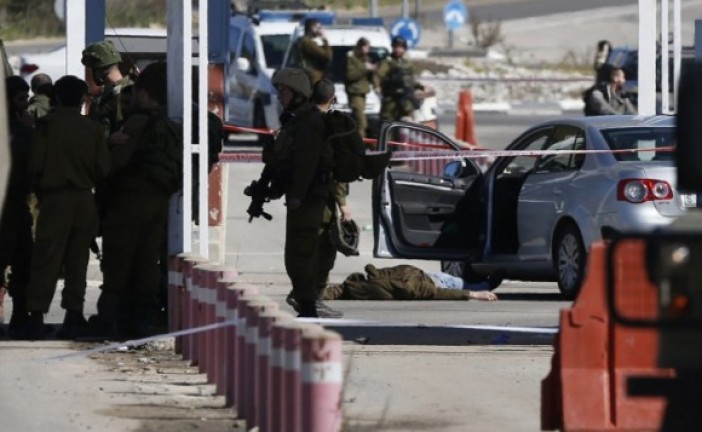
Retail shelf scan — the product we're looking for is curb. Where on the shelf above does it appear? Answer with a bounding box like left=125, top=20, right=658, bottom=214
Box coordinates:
left=438, top=99, right=585, bottom=115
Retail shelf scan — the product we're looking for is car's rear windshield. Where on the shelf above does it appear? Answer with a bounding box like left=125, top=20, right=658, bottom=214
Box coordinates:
left=327, top=46, right=389, bottom=83
left=261, top=34, right=291, bottom=69
left=601, top=127, right=675, bottom=162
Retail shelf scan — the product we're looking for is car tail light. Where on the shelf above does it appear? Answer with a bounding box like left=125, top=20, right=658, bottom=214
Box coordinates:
left=20, top=63, right=39, bottom=75
left=617, top=179, right=674, bottom=203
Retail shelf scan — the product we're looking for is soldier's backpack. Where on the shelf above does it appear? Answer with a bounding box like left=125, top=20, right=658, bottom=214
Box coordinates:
left=132, top=111, right=183, bottom=194
left=324, top=110, right=391, bottom=182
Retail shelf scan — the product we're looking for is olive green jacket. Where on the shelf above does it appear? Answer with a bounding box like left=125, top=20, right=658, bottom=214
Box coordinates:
left=30, top=106, right=110, bottom=192
left=297, top=35, right=332, bottom=84
left=89, top=75, right=135, bottom=136
left=345, top=50, right=375, bottom=96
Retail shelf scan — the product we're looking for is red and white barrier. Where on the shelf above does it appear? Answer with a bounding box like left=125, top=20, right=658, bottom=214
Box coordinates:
left=301, top=330, right=344, bottom=432
left=167, top=255, right=345, bottom=431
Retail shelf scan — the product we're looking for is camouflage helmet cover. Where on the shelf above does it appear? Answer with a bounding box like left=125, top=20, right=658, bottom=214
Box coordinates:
left=330, top=218, right=360, bottom=257
left=272, top=67, right=311, bottom=98
left=81, top=40, right=122, bottom=69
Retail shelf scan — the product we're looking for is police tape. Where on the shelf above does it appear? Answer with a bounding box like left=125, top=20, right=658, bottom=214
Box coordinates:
left=40, top=317, right=557, bottom=362
left=219, top=145, right=675, bottom=163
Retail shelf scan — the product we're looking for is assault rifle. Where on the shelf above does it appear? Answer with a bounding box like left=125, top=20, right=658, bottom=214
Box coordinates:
left=244, top=179, right=272, bottom=223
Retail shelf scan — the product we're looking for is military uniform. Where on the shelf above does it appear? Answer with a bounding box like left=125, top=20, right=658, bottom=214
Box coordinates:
left=297, top=35, right=332, bottom=85
left=88, top=75, right=135, bottom=136
left=345, top=50, right=376, bottom=138
left=26, top=106, right=111, bottom=315
left=321, top=264, right=472, bottom=301
left=0, top=113, right=33, bottom=331
left=377, top=56, right=423, bottom=122
left=96, top=108, right=176, bottom=332
left=260, top=101, right=333, bottom=305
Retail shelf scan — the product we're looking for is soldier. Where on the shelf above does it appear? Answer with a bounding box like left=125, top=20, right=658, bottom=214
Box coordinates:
left=377, top=36, right=426, bottom=122
left=249, top=68, right=333, bottom=318
left=81, top=40, right=134, bottom=136
left=88, top=62, right=181, bottom=338
left=24, top=76, right=111, bottom=340
left=27, top=73, right=53, bottom=120
left=321, top=264, right=499, bottom=301
left=1, top=77, right=34, bottom=338
left=296, top=18, right=332, bottom=85
left=345, top=37, right=377, bottom=138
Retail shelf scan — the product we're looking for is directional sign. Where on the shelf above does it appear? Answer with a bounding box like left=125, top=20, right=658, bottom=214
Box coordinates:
left=389, top=18, right=421, bottom=48
left=443, top=0, right=468, bottom=31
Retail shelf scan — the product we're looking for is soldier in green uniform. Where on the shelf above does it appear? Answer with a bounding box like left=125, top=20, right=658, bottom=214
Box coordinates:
left=345, top=37, right=378, bottom=138
left=81, top=40, right=134, bottom=136
left=296, top=18, right=332, bottom=85
left=250, top=68, right=333, bottom=318
left=27, top=73, right=53, bottom=120
left=1, top=77, right=34, bottom=338
left=88, top=62, right=180, bottom=338
left=321, top=264, right=499, bottom=301
left=24, top=76, right=111, bottom=340
left=377, top=36, right=425, bottom=122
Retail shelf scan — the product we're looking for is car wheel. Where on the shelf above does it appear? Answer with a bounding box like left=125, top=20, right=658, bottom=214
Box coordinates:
left=555, top=224, right=586, bottom=300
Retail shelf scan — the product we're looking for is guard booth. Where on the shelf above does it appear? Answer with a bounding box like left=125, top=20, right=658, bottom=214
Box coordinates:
left=65, top=0, right=230, bottom=261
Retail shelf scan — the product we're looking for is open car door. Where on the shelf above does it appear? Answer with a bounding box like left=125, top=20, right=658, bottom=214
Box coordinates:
left=373, top=121, right=485, bottom=261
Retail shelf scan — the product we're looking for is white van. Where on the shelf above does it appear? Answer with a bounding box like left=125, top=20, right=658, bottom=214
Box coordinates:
left=281, top=24, right=437, bottom=137
left=227, top=10, right=336, bottom=141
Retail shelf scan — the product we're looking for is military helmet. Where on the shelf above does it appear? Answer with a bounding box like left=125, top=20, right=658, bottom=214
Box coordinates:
left=330, top=218, right=360, bottom=257
left=81, top=40, right=122, bottom=69
left=391, top=36, right=408, bottom=49
left=272, top=68, right=311, bottom=98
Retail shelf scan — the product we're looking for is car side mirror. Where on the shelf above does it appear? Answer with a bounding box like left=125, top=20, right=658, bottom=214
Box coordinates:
left=442, top=160, right=464, bottom=179
left=235, top=57, right=251, bottom=71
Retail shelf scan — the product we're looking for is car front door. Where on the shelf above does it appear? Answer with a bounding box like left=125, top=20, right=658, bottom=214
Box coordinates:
left=374, top=122, right=484, bottom=261
left=517, top=126, right=585, bottom=260
left=230, top=30, right=259, bottom=126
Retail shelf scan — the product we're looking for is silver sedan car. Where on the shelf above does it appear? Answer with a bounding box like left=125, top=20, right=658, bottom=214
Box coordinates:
left=373, top=115, right=687, bottom=299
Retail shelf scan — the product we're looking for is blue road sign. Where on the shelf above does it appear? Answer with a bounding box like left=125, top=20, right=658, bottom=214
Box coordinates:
left=443, top=0, right=468, bottom=31
left=389, top=18, right=421, bottom=48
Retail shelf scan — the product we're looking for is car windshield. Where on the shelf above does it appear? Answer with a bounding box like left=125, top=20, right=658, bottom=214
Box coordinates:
left=327, top=46, right=389, bottom=83
left=601, top=127, right=675, bottom=162
left=261, top=34, right=291, bottom=69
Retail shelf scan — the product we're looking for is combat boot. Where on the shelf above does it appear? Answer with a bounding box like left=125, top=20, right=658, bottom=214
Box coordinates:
left=56, top=310, right=87, bottom=340
left=297, top=301, right=318, bottom=318
left=315, top=300, right=343, bottom=318
left=25, top=312, right=46, bottom=341
left=286, top=292, right=301, bottom=313
left=8, top=297, right=29, bottom=340
left=83, top=315, right=121, bottom=341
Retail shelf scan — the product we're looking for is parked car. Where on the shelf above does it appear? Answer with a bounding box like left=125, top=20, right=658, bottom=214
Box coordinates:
left=281, top=24, right=438, bottom=137
left=373, top=115, right=687, bottom=299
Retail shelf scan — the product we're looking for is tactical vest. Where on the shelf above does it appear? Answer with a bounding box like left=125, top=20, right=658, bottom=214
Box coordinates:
left=381, top=58, right=415, bottom=99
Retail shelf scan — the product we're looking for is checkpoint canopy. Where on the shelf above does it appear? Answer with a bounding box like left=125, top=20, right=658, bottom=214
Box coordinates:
left=389, top=17, right=421, bottom=48
left=443, top=0, right=468, bottom=31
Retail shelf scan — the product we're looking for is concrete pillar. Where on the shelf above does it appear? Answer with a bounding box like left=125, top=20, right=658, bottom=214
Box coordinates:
left=65, top=0, right=104, bottom=78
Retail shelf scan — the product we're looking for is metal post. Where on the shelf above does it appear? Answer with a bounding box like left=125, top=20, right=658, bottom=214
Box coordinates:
left=448, top=29, right=454, bottom=49
left=402, top=0, right=409, bottom=19
left=696, top=20, right=702, bottom=61
left=638, top=0, right=657, bottom=115
left=167, top=0, right=191, bottom=254
left=65, top=0, right=86, bottom=78
left=414, top=0, right=421, bottom=20
left=369, top=0, right=378, bottom=17
left=198, top=0, right=209, bottom=259
left=673, top=0, right=682, bottom=106
left=661, top=0, right=669, bottom=114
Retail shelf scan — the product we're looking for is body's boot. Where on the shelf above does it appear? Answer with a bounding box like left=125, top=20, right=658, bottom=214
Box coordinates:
left=298, top=301, right=318, bottom=318
left=25, top=312, right=46, bottom=340
left=8, top=295, right=29, bottom=340
left=56, top=310, right=87, bottom=340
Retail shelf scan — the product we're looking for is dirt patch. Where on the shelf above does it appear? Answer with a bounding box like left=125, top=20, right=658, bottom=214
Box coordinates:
left=88, top=339, right=245, bottom=432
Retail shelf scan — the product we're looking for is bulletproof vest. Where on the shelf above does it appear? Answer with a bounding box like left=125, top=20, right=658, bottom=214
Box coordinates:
left=382, top=58, right=415, bottom=98
left=89, top=77, right=134, bottom=136
left=130, top=111, right=183, bottom=194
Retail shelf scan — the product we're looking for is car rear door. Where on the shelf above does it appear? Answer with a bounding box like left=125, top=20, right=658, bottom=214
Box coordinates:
left=517, top=126, right=585, bottom=260
left=374, top=122, right=484, bottom=261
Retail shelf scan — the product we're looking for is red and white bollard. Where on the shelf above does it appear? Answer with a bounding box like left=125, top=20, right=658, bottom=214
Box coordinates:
left=214, top=271, right=238, bottom=396
left=280, top=323, right=324, bottom=432
left=256, top=311, right=293, bottom=432
left=181, top=256, right=207, bottom=363
left=224, top=283, right=257, bottom=409
left=301, top=330, right=344, bottom=432
left=243, top=298, right=279, bottom=429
